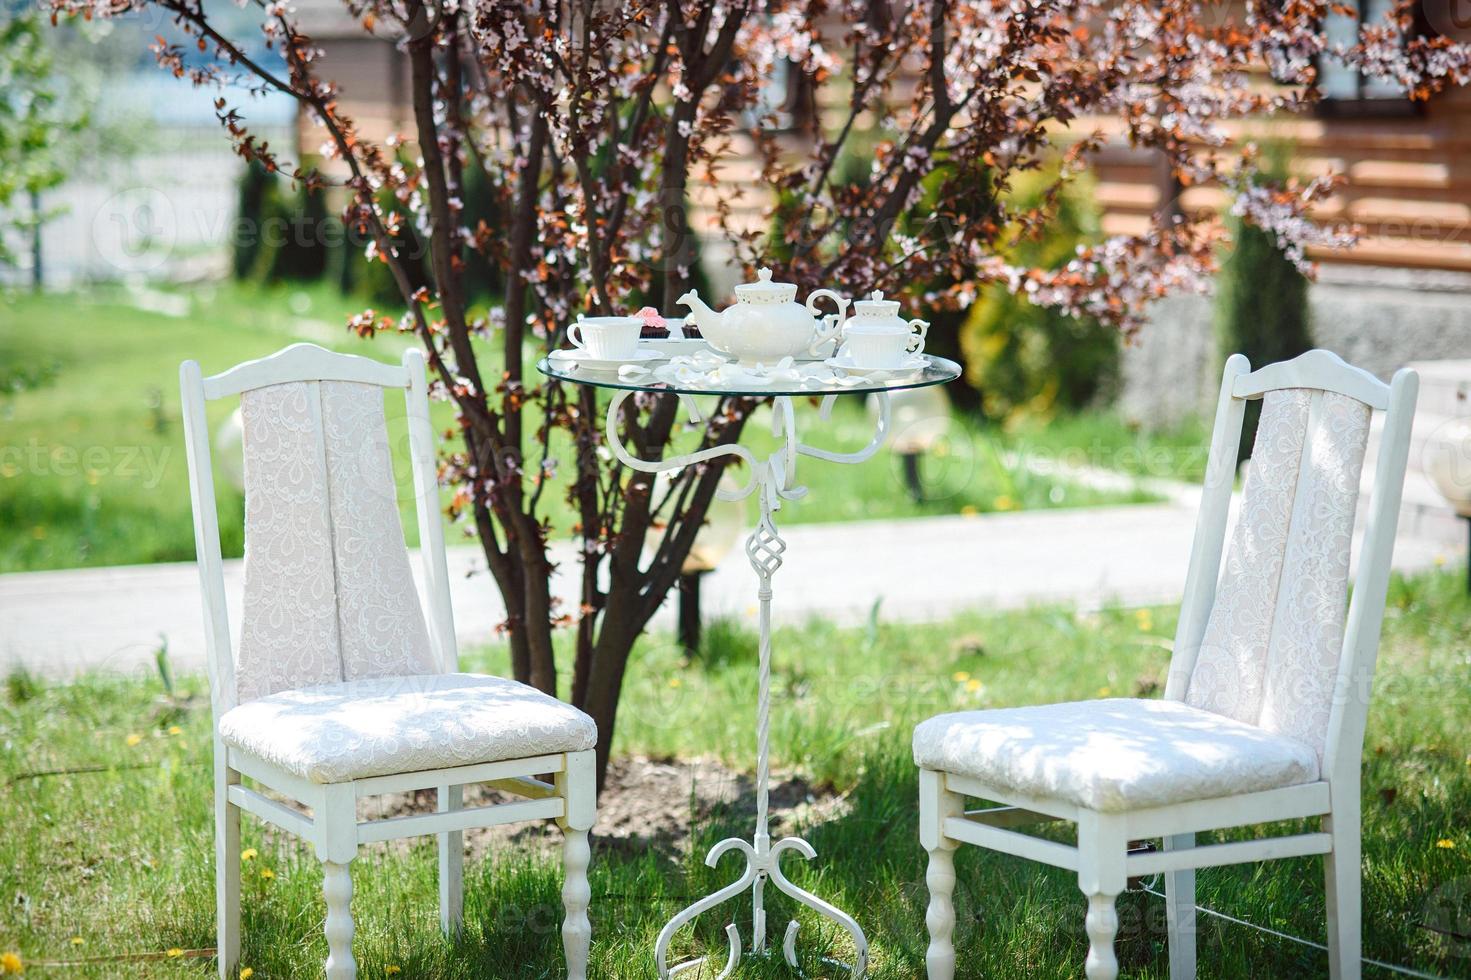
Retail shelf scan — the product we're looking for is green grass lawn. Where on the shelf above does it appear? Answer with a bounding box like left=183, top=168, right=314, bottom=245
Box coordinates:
left=0, top=284, right=1170, bottom=574
left=2, top=571, right=1468, bottom=978
left=0, top=282, right=410, bottom=572
left=1003, top=412, right=1213, bottom=486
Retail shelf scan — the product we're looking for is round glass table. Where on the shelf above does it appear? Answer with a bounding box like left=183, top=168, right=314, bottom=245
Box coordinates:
left=538, top=351, right=961, bottom=399
left=538, top=351, right=961, bottom=978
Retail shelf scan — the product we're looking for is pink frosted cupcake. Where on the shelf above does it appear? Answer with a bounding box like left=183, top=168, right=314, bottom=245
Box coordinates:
left=635, top=306, right=668, bottom=338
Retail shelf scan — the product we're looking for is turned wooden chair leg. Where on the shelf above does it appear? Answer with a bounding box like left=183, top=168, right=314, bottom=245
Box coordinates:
left=438, top=783, right=464, bottom=937
left=323, top=861, right=356, bottom=980
left=920, top=769, right=965, bottom=980
left=1078, top=814, right=1127, bottom=980
left=1164, top=832, right=1196, bottom=980
left=1325, top=794, right=1363, bottom=980
left=215, top=755, right=242, bottom=980
left=558, top=751, right=596, bottom=980
left=318, top=785, right=359, bottom=980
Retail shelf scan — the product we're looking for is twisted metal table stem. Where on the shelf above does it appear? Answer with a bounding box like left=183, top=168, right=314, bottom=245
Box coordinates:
left=605, top=391, right=887, bottom=978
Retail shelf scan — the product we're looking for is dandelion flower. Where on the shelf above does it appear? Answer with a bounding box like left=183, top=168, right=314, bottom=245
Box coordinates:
left=240, top=970, right=254, bottom=979
left=387, top=967, right=402, bottom=976
left=1097, top=686, right=1112, bottom=698
left=260, top=868, right=275, bottom=880
left=1135, top=609, right=1154, bottom=632
left=1437, top=839, right=1456, bottom=850
left=959, top=505, right=978, bottom=518
left=993, top=495, right=1016, bottom=511
left=964, top=679, right=984, bottom=694
left=125, top=733, right=143, bottom=748
left=241, top=848, right=258, bottom=862
left=668, top=677, right=682, bottom=689
left=0, top=951, right=22, bottom=974
left=166, top=949, right=183, bottom=958
left=69, top=937, right=83, bottom=947
left=951, top=671, right=970, bottom=683
left=168, top=725, right=182, bottom=736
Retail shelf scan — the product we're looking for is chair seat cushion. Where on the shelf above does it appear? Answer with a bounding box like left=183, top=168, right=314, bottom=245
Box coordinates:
left=912, top=698, right=1319, bottom=812
left=220, top=673, right=597, bottom=784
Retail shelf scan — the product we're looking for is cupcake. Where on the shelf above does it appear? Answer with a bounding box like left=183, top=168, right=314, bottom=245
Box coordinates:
left=634, top=306, right=667, bottom=338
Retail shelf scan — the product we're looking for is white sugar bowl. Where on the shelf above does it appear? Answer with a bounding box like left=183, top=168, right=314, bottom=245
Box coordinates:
left=838, top=292, right=929, bottom=367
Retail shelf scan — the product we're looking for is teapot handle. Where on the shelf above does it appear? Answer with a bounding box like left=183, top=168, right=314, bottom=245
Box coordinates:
left=805, top=289, right=850, bottom=357
left=906, top=317, right=930, bottom=354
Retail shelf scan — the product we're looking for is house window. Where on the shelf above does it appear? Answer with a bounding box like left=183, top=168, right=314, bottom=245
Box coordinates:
left=1315, top=0, right=1426, bottom=117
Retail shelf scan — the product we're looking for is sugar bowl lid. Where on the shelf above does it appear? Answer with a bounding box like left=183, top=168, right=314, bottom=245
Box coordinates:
left=845, top=290, right=910, bottom=335
left=734, top=267, right=798, bottom=303
left=853, top=290, right=901, bottom=316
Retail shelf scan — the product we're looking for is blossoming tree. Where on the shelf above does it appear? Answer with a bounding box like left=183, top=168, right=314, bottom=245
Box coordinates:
left=54, top=0, right=1471, bottom=785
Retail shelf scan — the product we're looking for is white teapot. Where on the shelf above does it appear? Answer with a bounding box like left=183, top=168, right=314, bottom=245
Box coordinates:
left=678, top=268, right=848, bottom=365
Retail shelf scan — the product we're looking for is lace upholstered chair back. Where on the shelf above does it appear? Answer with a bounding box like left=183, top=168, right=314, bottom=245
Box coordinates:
left=234, top=379, right=436, bottom=702
left=1165, top=350, right=1418, bottom=789
left=181, top=344, right=456, bottom=716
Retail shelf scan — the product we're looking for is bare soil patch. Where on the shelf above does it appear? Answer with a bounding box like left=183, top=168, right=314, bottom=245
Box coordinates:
left=353, top=755, right=850, bottom=862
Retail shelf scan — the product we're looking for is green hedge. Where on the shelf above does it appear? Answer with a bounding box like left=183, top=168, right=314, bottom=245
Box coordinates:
left=1215, top=150, right=1313, bottom=459
left=959, top=170, right=1118, bottom=423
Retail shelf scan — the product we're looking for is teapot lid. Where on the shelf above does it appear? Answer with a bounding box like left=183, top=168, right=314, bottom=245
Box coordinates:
left=734, top=267, right=798, bottom=303
left=853, top=290, right=901, bottom=316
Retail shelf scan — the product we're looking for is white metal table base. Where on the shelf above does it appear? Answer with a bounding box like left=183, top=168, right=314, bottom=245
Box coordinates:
left=604, top=390, right=885, bottom=978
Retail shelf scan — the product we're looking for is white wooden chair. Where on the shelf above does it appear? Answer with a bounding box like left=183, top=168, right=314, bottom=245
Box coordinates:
left=180, top=343, right=597, bottom=980
left=912, top=350, right=1419, bottom=980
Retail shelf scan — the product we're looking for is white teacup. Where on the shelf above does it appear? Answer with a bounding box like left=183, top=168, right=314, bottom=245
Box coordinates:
left=841, top=324, right=925, bottom=369
left=567, top=316, right=642, bottom=360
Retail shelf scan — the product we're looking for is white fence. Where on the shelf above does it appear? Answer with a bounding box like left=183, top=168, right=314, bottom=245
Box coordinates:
left=5, top=123, right=294, bottom=289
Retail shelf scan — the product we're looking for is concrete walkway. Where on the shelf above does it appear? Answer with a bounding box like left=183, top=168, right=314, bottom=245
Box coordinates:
left=0, top=500, right=1456, bottom=679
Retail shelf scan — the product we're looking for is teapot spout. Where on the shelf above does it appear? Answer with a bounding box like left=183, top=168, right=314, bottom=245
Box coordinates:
left=676, top=289, right=714, bottom=332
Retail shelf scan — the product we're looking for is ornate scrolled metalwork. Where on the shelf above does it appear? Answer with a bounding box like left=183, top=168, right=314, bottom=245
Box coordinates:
left=605, top=389, right=887, bottom=978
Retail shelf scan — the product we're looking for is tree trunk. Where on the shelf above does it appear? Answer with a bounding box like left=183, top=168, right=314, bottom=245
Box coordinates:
left=29, top=189, right=42, bottom=293
left=580, top=618, right=639, bottom=791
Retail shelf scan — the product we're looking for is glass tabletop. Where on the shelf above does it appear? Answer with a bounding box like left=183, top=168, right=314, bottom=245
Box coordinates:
left=536, top=351, right=961, bottom=397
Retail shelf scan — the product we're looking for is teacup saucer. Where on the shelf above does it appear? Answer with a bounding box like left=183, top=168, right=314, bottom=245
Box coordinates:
left=824, top=354, right=926, bottom=378
left=549, top=347, right=664, bottom=371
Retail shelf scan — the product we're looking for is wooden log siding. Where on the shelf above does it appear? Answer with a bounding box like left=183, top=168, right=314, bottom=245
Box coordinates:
left=691, top=70, right=1471, bottom=276
left=293, top=3, right=1471, bottom=278
left=1082, top=87, right=1471, bottom=273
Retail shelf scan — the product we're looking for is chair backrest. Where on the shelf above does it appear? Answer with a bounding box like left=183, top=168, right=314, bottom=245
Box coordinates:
left=1164, top=350, right=1418, bottom=789
left=180, top=343, right=457, bottom=719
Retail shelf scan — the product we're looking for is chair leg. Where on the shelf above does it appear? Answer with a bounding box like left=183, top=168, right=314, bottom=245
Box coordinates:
left=438, top=783, right=464, bottom=937
left=323, top=861, right=356, bottom=980
left=557, top=751, right=596, bottom=980
left=919, top=769, right=964, bottom=980
left=1325, top=796, right=1362, bottom=980
left=1078, top=813, right=1127, bottom=980
left=317, top=784, right=359, bottom=980
left=214, top=752, right=241, bottom=980
left=1163, top=832, right=1196, bottom=980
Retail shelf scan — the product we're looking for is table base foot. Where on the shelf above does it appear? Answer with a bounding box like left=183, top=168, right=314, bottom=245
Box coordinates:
left=655, top=834, right=868, bottom=978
